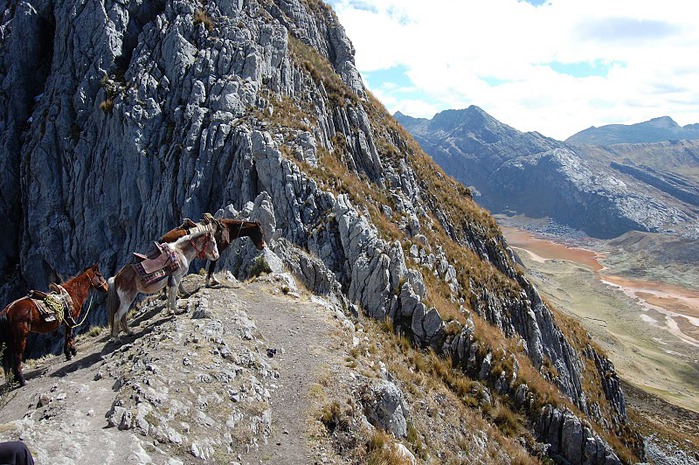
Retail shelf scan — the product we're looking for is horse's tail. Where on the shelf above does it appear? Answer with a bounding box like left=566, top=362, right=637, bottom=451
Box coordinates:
left=0, top=311, right=12, bottom=379
left=106, top=276, right=118, bottom=332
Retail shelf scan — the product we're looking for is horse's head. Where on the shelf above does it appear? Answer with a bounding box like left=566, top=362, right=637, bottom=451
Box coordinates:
left=250, top=221, right=266, bottom=250
left=194, top=231, right=219, bottom=261
left=87, top=263, right=109, bottom=293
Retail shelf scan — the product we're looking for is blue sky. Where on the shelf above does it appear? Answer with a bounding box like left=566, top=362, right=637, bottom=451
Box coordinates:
left=327, top=0, right=699, bottom=139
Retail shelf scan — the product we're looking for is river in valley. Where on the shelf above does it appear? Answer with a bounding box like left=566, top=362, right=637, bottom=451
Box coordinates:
left=501, top=226, right=699, bottom=413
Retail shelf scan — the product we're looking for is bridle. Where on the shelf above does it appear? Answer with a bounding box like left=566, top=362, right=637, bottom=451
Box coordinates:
left=234, top=220, right=245, bottom=254
left=190, top=233, right=213, bottom=259
left=90, top=270, right=106, bottom=289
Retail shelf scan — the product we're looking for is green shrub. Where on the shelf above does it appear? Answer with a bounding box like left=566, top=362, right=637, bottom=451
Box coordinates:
left=249, top=255, right=272, bottom=277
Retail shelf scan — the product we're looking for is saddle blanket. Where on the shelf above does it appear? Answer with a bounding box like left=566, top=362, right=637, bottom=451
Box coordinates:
left=133, top=245, right=180, bottom=286
left=33, top=299, right=57, bottom=322
left=29, top=289, right=72, bottom=323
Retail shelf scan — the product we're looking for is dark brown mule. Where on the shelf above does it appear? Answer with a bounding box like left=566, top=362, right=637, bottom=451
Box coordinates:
left=0, top=264, right=108, bottom=387
left=160, top=218, right=266, bottom=287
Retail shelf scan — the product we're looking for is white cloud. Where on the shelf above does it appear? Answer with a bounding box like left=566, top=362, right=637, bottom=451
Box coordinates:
left=329, top=0, right=699, bottom=139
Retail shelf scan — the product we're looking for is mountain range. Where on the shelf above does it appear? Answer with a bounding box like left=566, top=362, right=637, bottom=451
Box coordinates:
left=396, top=108, right=699, bottom=239
left=567, top=116, right=699, bottom=145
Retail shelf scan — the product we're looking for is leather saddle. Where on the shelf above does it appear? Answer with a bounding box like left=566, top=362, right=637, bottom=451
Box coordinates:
left=133, top=242, right=166, bottom=262
left=28, top=285, right=72, bottom=323
left=132, top=242, right=179, bottom=283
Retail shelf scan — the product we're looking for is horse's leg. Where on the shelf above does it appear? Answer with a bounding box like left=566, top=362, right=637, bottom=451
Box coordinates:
left=118, top=296, right=134, bottom=336
left=167, top=282, right=177, bottom=314
left=63, top=324, right=76, bottom=360
left=121, top=310, right=133, bottom=335
left=206, top=259, right=220, bottom=287
left=112, top=290, right=134, bottom=340
left=12, top=323, right=29, bottom=387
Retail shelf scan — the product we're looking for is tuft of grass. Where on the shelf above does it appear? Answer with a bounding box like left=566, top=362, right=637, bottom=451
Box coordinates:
left=249, top=255, right=272, bottom=277
left=194, top=9, right=214, bottom=32
left=319, top=400, right=344, bottom=433
left=490, top=403, right=523, bottom=436
left=86, top=325, right=104, bottom=337
left=99, top=98, right=113, bottom=113
left=366, top=429, right=409, bottom=465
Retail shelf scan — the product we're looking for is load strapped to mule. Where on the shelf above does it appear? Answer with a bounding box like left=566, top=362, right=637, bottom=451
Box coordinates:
left=27, top=285, right=75, bottom=326
left=107, top=220, right=220, bottom=342
left=131, top=218, right=217, bottom=286
left=159, top=212, right=266, bottom=287
left=1, top=264, right=109, bottom=387
left=132, top=242, right=180, bottom=286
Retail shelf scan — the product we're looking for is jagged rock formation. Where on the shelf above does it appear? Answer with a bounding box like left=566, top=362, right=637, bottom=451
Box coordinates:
left=396, top=108, right=699, bottom=239
left=1, top=0, right=639, bottom=463
left=539, top=406, right=621, bottom=465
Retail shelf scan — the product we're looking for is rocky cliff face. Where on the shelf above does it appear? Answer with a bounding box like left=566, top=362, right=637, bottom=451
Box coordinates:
left=396, top=108, right=699, bottom=239
left=1, top=0, right=638, bottom=462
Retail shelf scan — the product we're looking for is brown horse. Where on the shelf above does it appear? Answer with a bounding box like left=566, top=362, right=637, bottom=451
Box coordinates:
left=0, top=263, right=109, bottom=387
left=160, top=218, right=266, bottom=287
left=107, top=228, right=219, bottom=341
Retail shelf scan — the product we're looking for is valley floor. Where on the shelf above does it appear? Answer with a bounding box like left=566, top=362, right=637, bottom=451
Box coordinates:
left=498, top=222, right=699, bottom=416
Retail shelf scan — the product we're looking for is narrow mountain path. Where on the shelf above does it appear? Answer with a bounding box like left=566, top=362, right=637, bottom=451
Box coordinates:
left=0, top=273, right=354, bottom=465
left=231, top=276, right=350, bottom=465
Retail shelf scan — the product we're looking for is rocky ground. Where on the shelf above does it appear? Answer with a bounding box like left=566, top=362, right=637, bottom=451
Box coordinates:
left=0, top=272, right=359, bottom=464
left=3, top=267, right=696, bottom=465
left=623, top=381, right=699, bottom=465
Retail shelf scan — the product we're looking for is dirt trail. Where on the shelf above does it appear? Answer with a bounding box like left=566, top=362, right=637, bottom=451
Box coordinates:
left=231, top=278, right=350, bottom=465
left=0, top=273, right=354, bottom=465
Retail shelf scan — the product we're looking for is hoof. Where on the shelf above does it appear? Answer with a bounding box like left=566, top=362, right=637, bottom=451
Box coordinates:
left=70, top=346, right=77, bottom=356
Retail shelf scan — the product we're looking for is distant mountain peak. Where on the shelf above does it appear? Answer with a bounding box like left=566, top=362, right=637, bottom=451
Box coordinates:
left=646, top=116, right=678, bottom=128
left=566, top=115, right=699, bottom=145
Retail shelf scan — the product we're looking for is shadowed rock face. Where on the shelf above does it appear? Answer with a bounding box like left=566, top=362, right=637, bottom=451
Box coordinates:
left=396, top=108, right=699, bottom=240
left=1, top=1, right=632, bottom=462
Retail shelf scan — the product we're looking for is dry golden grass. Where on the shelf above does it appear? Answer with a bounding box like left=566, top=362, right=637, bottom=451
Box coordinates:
left=367, top=430, right=414, bottom=465
left=289, top=36, right=355, bottom=108
left=358, top=319, right=543, bottom=464
left=194, top=9, right=214, bottom=32
left=99, top=98, right=113, bottom=113
left=274, top=23, right=641, bottom=461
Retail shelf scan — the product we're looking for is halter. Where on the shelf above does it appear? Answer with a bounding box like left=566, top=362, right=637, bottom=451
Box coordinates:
left=190, top=233, right=212, bottom=259
left=90, top=271, right=105, bottom=288
left=234, top=220, right=245, bottom=255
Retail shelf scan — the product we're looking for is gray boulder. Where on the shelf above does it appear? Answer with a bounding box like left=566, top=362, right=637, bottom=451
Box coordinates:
left=361, top=379, right=409, bottom=438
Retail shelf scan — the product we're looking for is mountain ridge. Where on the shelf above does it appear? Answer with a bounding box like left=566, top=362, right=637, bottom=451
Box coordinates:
left=566, top=116, right=699, bottom=145
left=396, top=108, right=699, bottom=239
